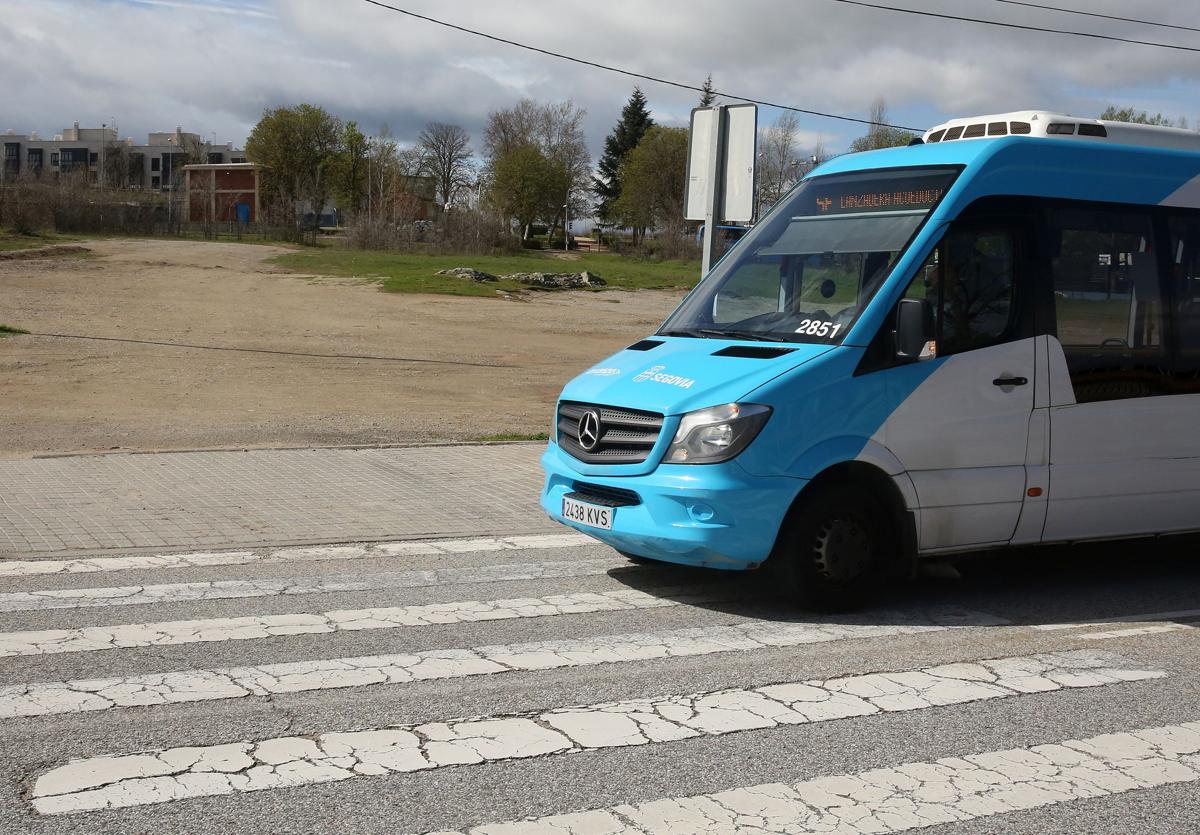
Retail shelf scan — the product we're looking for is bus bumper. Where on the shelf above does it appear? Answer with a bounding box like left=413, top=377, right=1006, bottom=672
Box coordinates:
left=539, top=443, right=804, bottom=570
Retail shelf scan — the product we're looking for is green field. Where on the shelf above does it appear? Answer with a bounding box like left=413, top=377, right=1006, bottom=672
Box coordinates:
left=271, top=250, right=702, bottom=297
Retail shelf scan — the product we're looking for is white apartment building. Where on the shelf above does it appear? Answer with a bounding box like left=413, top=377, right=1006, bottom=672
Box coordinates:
left=2, top=122, right=246, bottom=191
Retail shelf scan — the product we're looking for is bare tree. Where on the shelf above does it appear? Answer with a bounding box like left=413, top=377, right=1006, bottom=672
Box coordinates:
left=101, top=141, right=125, bottom=190
left=536, top=100, right=590, bottom=240
left=757, top=113, right=804, bottom=216
left=482, top=99, right=543, bottom=164
left=1, top=171, right=47, bottom=234
left=180, top=134, right=210, bottom=165
left=188, top=167, right=218, bottom=239
left=348, top=126, right=446, bottom=248
left=811, top=140, right=828, bottom=166
left=848, top=97, right=917, bottom=152
left=364, top=128, right=400, bottom=223
left=418, top=122, right=473, bottom=208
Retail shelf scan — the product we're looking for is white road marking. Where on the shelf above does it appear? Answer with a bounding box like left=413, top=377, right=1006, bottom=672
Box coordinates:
left=428, top=720, right=1200, bottom=835
left=1078, top=624, right=1195, bottom=641
left=0, top=608, right=999, bottom=718
left=28, top=651, right=1161, bottom=815
left=0, top=534, right=595, bottom=579
left=0, top=587, right=722, bottom=659
left=0, top=558, right=627, bottom=613
left=1032, top=608, right=1200, bottom=631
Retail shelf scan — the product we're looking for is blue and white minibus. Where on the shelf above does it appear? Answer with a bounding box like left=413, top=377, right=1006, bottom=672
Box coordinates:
left=541, top=111, right=1200, bottom=607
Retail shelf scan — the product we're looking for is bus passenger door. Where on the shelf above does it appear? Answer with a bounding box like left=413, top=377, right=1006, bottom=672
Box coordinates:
left=880, top=219, right=1038, bottom=552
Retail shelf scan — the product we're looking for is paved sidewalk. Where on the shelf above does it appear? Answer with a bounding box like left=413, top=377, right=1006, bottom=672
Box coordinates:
left=0, top=444, right=558, bottom=557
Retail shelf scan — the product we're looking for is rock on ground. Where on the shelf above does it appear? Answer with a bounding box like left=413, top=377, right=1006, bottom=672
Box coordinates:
left=435, top=267, right=498, bottom=282
left=437, top=268, right=606, bottom=289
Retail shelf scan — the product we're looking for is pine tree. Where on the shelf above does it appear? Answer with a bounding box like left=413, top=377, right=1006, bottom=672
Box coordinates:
left=699, top=74, right=717, bottom=108
left=593, top=87, right=654, bottom=222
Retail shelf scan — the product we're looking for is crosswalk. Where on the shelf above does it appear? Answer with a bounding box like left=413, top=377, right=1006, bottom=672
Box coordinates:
left=0, top=534, right=596, bottom=578
left=2, top=532, right=1197, bottom=832
left=0, top=616, right=998, bottom=719
left=432, top=721, right=1200, bottom=835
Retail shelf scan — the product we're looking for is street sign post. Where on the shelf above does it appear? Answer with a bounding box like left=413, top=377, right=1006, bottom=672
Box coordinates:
left=686, top=103, right=757, bottom=275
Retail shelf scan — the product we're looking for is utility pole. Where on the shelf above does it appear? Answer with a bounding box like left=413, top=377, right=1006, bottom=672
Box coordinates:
left=701, top=106, right=729, bottom=276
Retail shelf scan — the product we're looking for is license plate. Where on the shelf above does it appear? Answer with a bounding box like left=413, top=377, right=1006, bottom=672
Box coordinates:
left=561, top=496, right=613, bottom=530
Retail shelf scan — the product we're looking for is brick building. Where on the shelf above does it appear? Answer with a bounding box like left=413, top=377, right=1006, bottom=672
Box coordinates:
left=183, top=163, right=262, bottom=223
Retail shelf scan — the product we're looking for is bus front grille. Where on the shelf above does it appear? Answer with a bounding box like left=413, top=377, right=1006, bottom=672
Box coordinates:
left=557, top=401, right=664, bottom=465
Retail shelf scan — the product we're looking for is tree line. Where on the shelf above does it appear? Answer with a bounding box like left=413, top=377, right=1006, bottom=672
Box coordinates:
left=7, top=90, right=1191, bottom=249
left=242, top=89, right=685, bottom=249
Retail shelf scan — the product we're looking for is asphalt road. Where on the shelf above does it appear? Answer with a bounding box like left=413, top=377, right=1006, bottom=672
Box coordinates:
left=1, top=532, right=1198, bottom=834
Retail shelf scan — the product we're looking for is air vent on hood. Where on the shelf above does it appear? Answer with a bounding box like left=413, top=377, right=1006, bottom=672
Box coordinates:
left=626, top=339, right=663, bottom=351
left=711, top=345, right=796, bottom=359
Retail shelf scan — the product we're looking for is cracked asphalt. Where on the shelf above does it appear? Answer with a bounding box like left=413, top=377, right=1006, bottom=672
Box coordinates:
left=2, top=525, right=1200, bottom=832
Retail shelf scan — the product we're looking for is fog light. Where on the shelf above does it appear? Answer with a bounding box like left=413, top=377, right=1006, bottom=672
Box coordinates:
left=688, top=502, right=715, bottom=522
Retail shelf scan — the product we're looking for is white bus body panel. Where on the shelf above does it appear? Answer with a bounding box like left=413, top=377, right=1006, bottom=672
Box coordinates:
left=1043, top=337, right=1200, bottom=541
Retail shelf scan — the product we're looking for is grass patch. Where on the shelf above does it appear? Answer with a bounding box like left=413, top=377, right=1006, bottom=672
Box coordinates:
left=270, top=250, right=701, bottom=296
left=0, top=231, right=78, bottom=252
left=475, top=432, right=550, bottom=442
left=0, top=325, right=29, bottom=337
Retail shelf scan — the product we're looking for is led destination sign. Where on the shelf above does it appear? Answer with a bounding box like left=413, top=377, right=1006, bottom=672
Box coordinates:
left=800, top=170, right=957, bottom=216
left=829, top=188, right=944, bottom=212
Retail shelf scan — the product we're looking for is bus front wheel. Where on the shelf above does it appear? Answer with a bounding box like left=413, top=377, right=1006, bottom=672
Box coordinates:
left=772, top=483, right=886, bottom=611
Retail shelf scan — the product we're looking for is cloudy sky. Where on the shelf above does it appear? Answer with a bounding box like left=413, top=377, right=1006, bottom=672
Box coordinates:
left=3, top=0, right=1199, bottom=162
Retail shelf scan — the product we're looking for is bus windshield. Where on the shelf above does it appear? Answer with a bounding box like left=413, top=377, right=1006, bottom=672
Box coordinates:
left=660, top=167, right=959, bottom=344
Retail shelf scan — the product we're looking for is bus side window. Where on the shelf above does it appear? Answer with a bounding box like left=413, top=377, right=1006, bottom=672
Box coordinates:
left=1048, top=207, right=1168, bottom=403
left=902, top=227, right=1017, bottom=356
left=1168, top=215, right=1200, bottom=392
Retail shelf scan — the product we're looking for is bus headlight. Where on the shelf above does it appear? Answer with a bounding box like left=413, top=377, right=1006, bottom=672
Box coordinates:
left=665, top=403, right=772, bottom=464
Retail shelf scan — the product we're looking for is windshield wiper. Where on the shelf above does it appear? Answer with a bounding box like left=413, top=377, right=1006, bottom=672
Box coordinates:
left=660, top=327, right=792, bottom=343
left=658, top=329, right=711, bottom=339
left=696, top=328, right=783, bottom=343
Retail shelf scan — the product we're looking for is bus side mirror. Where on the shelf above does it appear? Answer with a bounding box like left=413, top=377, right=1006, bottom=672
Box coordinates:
left=894, top=298, right=935, bottom=362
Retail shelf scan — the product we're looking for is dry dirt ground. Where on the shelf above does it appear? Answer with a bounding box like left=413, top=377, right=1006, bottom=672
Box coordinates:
left=0, top=239, right=684, bottom=459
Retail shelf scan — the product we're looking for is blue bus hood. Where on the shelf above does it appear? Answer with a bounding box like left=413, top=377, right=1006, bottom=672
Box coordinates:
left=561, top=337, right=835, bottom=416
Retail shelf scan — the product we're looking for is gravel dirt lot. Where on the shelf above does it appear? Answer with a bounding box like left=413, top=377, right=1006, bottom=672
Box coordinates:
left=0, top=239, right=684, bottom=459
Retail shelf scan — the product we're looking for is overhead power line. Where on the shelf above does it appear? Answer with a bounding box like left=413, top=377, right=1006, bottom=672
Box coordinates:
left=357, top=0, right=921, bottom=132
left=992, top=0, right=1200, bottom=35
left=834, top=0, right=1200, bottom=53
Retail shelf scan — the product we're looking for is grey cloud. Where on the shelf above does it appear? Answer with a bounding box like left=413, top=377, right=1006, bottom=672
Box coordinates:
left=2, top=0, right=1197, bottom=157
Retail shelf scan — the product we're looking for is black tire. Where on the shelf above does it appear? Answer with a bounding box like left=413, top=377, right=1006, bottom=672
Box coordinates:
left=770, top=482, right=888, bottom=611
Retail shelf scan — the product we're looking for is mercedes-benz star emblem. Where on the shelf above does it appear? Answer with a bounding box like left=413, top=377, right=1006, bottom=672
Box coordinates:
left=577, top=410, right=602, bottom=452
